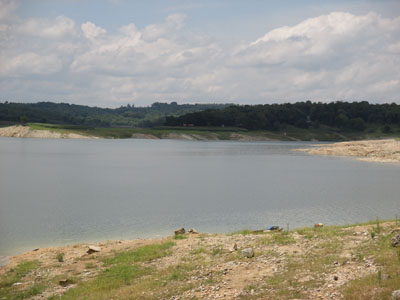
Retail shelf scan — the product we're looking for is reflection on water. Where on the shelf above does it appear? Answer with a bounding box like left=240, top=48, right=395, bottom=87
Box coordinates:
left=0, top=137, right=399, bottom=255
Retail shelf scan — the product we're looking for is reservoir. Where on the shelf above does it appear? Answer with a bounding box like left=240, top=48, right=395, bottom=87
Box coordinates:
left=0, top=137, right=399, bottom=256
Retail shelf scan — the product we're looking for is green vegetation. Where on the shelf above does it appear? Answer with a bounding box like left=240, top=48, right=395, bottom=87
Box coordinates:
left=166, top=101, right=400, bottom=137
left=0, top=101, right=227, bottom=128
left=52, top=242, right=175, bottom=300
left=56, top=253, right=65, bottom=263
left=0, top=260, right=40, bottom=288
left=0, top=260, right=42, bottom=300
left=342, top=230, right=400, bottom=299
left=173, top=234, right=187, bottom=240
left=2, top=100, right=399, bottom=141
left=102, top=241, right=175, bottom=266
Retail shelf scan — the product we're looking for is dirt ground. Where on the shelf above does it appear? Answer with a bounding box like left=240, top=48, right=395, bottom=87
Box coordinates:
left=2, top=221, right=399, bottom=300
left=298, top=139, right=400, bottom=163
left=0, top=126, right=95, bottom=139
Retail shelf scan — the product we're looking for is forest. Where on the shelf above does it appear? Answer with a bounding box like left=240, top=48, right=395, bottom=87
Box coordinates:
left=1, top=101, right=399, bottom=133
left=165, top=101, right=400, bottom=132
left=0, top=101, right=227, bottom=127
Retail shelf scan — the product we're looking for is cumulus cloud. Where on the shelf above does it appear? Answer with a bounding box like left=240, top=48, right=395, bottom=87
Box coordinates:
left=17, top=16, right=76, bottom=39
left=0, top=52, right=62, bottom=75
left=81, top=22, right=106, bottom=41
left=0, top=7, right=399, bottom=106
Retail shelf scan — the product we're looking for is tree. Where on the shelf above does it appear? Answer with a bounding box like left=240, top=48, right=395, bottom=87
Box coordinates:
left=20, top=115, right=28, bottom=125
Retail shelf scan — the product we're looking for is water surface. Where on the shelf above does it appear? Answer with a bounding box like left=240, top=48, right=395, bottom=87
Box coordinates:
left=0, top=137, right=399, bottom=256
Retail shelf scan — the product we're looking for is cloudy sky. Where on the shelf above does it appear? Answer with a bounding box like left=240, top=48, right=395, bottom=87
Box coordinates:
left=1, top=0, right=400, bottom=107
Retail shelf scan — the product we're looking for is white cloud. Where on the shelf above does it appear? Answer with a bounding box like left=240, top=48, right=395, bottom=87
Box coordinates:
left=0, top=8, right=399, bottom=106
left=0, top=52, right=62, bottom=75
left=17, top=16, right=76, bottom=39
left=81, top=22, right=106, bottom=41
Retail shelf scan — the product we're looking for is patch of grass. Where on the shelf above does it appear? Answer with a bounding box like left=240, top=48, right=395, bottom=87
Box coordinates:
left=56, top=252, right=65, bottom=262
left=54, top=264, right=151, bottom=300
left=1, top=284, right=45, bottom=300
left=231, top=229, right=253, bottom=235
left=211, top=247, right=223, bottom=256
left=190, top=247, right=208, bottom=255
left=271, top=233, right=296, bottom=245
left=0, top=260, right=40, bottom=288
left=85, top=262, right=96, bottom=269
left=103, top=241, right=175, bottom=265
left=173, top=234, right=187, bottom=240
left=231, top=229, right=266, bottom=235
left=0, top=260, right=42, bottom=300
left=52, top=242, right=175, bottom=300
left=342, top=229, right=400, bottom=299
left=244, top=283, right=257, bottom=291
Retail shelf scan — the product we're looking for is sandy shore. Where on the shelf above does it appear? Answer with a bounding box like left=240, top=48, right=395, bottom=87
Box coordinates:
left=0, top=125, right=96, bottom=139
left=298, top=138, right=400, bottom=163
left=1, top=222, right=400, bottom=299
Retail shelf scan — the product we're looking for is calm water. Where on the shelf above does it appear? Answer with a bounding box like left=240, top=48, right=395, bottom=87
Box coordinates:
left=0, top=137, right=399, bottom=257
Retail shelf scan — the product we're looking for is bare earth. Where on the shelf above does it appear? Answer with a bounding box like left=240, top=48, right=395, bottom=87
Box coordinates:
left=298, top=139, right=400, bottom=163
left=1, top=222, right=399, bottom=299
left=0, top=126, right=95, bottom=139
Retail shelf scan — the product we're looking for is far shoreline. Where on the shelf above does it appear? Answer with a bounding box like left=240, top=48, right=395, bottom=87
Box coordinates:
left=0, top=124, right=399, bottom=142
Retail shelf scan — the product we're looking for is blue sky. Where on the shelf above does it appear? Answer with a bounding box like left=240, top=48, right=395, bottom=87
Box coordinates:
left=17, top=0, right=400, bottom=38
left=1, top=0, right=400, bottom=106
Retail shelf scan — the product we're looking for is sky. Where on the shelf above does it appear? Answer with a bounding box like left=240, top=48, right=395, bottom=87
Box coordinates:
left=0, top=0, right=400, bottom=107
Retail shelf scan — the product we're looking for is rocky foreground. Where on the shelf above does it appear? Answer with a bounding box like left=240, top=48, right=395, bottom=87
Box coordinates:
left=1, top=222, right=400, bottom=299
left=299, top=139, right=400, bottom=163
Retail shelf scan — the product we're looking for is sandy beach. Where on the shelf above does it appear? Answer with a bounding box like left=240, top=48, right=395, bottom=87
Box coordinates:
left=298, top=139, right=400, bottom=163
left=0, top=126, right=95, bottom=139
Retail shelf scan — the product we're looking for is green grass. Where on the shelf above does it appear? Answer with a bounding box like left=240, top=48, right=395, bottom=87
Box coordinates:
left=0, top=260, right=42, bottom=300
left=103, top=241, right=175, bottom=265
left=49, top=242, right=175, bottom=300
left=173, top=234, right=187, bottom=240
left=0, top=260, right=40, bottom=288
left=271, top=232, right=296, bottom=245
left=231, top=229, right=266, bottom=235
left=56, top=252, right=65, bottom=262
left=85, top=262, right=96, bottom=269
left=341, top=226, right=400, bottom=299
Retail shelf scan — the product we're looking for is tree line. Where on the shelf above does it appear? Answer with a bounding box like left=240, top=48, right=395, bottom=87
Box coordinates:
left=165, top=101, right=400, bottom=132
left=0, top=101, right=227, bottom=127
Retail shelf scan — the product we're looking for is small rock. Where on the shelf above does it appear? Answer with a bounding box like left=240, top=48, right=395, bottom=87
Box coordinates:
left=59, top=279, right=74, bottom=287
left=189, top=228, right=198, bottom=234
left=87, top=245, right=101, bottom=254
left=334, top=275, right=338, bottom=281
left=12, top=282, right=22, bottom=286
left=229, top=243, right=238, bottom=252
left=392, top=290, right=400, bottom=300
left=392, top=234, right=400, bottom=247
left=174, top=227, right=186, bottom=235
left=33, top=248, right=39, bottom=252
left=241, top=248, right=254, bottom=258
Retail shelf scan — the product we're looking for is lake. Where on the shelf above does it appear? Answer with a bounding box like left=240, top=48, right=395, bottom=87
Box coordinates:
left=0, top=137, right=399, bottom=257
